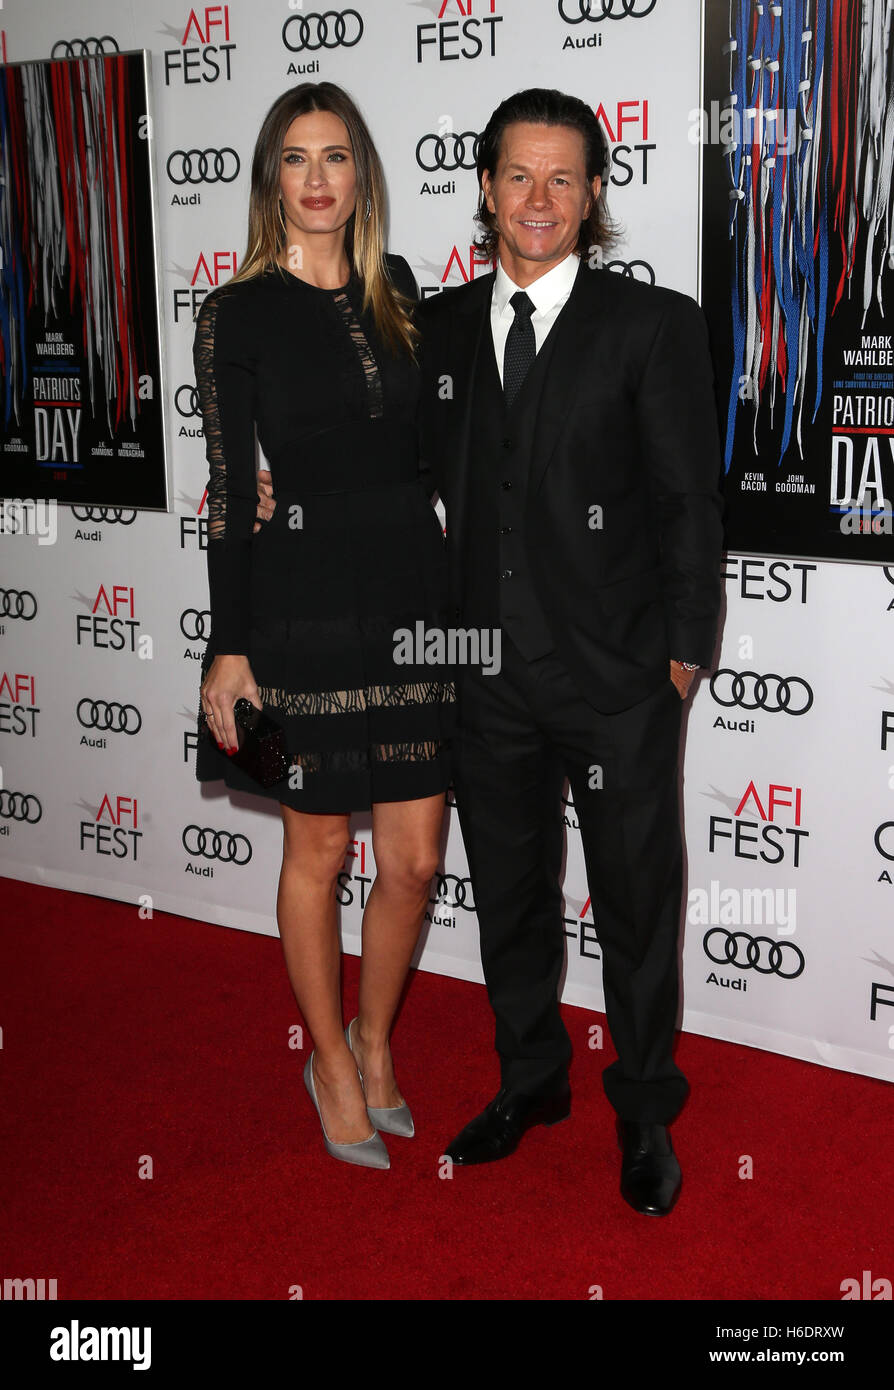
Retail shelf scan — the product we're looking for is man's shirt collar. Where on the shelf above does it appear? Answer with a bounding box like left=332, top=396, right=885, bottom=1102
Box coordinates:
left=492, top=250, right=580, bottom=318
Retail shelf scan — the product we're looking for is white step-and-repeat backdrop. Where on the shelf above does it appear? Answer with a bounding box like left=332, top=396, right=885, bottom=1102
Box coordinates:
left=1, top=0, right=892, bottom=1083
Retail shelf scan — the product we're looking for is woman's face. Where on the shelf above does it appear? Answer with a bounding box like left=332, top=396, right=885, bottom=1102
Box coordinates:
left=278, top=109, right=357, bottom=249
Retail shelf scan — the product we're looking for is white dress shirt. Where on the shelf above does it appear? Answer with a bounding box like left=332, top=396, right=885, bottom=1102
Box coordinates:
left=490, top=250, right=580, bottom=385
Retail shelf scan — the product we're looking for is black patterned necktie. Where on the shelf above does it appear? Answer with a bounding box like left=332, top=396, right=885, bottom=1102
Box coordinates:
left=502, top=290, right=536, bottom=409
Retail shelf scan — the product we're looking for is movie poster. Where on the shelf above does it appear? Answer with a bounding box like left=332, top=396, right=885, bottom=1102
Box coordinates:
left=0, top=52, right=167, bottom=508
left=700, top=0, right=894, bottom=561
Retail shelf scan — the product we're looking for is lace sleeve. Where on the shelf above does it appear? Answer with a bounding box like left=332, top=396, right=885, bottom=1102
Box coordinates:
left=192, top=287, right=257, bottom=655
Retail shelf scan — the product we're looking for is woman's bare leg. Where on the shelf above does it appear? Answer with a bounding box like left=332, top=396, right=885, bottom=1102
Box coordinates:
left=351, top=793, right=445, bottom=1108
left=277, top=804, right=373, bottom=1143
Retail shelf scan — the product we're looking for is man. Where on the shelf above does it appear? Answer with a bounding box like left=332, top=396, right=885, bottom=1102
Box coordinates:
left=415, top=88, right=724, bottom=1216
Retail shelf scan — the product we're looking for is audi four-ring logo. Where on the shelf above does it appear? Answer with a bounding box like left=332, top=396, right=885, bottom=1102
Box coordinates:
left=183, top=825, right=252, bottom=864
left=431, top=874, right=476, bottom=911
left=416, top=133, right=480, bottom=172
left=0, top=790, right=42, bottom=823
left=175, top=385, right=202, bottom=418
left=167, top=149, right=240, bottom=186
left=0, top=589, right=37, bottom=620
left=703, top=928, right=805, bottom=979
left=875, top=822, right=894, bottom=860
left=710, top=670, right=814, bottom=715
left=558, top=0, right=658, bottom=20
left=71, top=506, right=137, bottom=525
left=604, top=258, right=655, bottom=284
left=282, top=10, right=363, bottom=51
left=51, top=36, right=120, bottom=57
left=181, top=610, right=212, bottom=641
left=77, top=699, right=142, bottom=735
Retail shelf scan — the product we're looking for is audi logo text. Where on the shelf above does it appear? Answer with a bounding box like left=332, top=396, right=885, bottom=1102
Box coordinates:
left=711, top=670, right=814, bottom=715
left=181, top=610, right=212, bottom=641
left=175, top=385, right=202, bottom=418
left=282, top=10, right=363, bottom=52
left=77, top=699, right=142, bottom=735
left=70, top=506, right=137, bottom=525
left=416, top=132, right=480, bottom=172
left=167, top=148, right=240, bottom=185
left=431, top=873, right=475, bottom=911
left=183, top=825, right=252, bottom=864
left=604, top=258, right=655, bottom=284
left=0, top=790, right=42, bottom=823
left=704, top=928, right=805, bottom=979
left=558, top=0, right=658, bottom=20
left=0, top=589, right=37, bottom=620
left=51, top=36, right=120, bottom=57
left=875, top=822, right=894, bottom=861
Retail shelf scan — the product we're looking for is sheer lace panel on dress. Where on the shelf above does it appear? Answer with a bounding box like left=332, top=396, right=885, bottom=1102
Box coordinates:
left=193, top=295, right=227, bottom=541
left=332, top=291, right=384, bottom=419
left=257, top=679, right=456, bottom=718
left=288, top=741, right=444, bottom=775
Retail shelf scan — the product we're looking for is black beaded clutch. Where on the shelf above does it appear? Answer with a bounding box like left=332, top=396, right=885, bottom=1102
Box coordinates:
left=202, top=697, right=290, bottom=789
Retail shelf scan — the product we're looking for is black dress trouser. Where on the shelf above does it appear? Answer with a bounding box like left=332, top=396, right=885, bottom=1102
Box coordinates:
left=451, top=630, right=689, bottom=1124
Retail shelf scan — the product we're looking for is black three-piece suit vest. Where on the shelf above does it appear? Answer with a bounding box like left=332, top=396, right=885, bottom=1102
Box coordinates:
left=461, top=314, right=561, bottom=662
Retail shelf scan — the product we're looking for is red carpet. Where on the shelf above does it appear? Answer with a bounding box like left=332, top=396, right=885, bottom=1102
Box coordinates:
left=1, top=874, right=891, bottom=1301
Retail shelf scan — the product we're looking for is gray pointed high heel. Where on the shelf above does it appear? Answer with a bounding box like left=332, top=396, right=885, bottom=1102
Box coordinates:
left=303, top=1050, right=390, bottom=1169
left=346, top=1017, right=415, bottom=1138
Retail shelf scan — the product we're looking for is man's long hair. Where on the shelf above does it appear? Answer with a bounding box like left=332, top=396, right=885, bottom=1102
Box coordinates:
left=473, top=88, right=621, bottom=260
left=231, top=82, right=417, bottom=356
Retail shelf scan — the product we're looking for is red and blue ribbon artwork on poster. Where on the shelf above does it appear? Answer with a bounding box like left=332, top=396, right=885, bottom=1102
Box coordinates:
left=701, top=0, right=894, bottom=562
left=0, top=52, right=166, bottom=508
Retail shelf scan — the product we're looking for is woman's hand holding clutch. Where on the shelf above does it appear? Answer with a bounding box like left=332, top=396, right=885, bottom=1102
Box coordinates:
left=200, top=654, right=263, bottom=753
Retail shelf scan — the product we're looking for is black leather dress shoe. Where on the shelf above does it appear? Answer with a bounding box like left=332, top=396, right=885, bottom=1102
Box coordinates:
left=444, top=1083, right=571, bottom=1165
left=616, top=1119, right=681, bottom=1215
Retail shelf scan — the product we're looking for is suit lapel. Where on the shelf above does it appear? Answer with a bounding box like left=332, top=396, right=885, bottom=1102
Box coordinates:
left=448, top=273, right=494, bottom=542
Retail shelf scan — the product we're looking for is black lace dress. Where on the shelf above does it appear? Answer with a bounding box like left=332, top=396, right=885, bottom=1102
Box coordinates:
left=192, top=254, right=455, bottom=812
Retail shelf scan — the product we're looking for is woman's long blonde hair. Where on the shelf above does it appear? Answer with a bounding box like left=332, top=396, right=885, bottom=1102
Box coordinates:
left=232, top=82, right=417, bottom=356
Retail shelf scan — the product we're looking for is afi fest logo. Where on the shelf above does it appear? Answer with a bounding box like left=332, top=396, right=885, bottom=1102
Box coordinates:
left=75, top=585, right=149, bottom=656
left=172, top=250, right=238, bottom=322
left=596, top=99, right=655, bottom=188
left=0, top=673, right=39, bottom=738
left=417, top=243, right=495, bottom=297
left=415, top=0, right=503, bottom=63
left=163, top=7, right=235, bottom=84
left=336, top=838, right=372, bottom=908
left=708, top=782, right=809, bottom=868
left=722, top=556, right=816, bottom=603
left=80, top=795, right=142, bottom=861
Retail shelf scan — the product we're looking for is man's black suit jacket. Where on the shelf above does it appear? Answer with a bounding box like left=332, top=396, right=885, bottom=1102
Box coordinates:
left=416, top=257, right=725, bottom=714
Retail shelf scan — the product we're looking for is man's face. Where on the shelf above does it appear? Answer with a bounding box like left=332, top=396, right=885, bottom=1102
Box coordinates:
left=481, top=121, right=601, bottom=282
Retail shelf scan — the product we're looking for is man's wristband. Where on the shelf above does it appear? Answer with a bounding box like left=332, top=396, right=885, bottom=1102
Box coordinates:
left=674, top=660, right=699, bottom=671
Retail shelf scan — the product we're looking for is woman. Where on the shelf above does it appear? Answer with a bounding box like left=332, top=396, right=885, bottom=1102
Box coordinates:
left=193, top=82, right=454, bottom=1170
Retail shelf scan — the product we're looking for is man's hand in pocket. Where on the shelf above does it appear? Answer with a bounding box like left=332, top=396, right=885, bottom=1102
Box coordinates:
left=254, top=468, right=276, bottom=533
